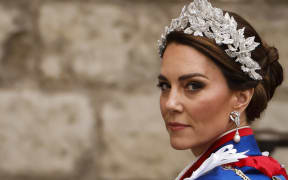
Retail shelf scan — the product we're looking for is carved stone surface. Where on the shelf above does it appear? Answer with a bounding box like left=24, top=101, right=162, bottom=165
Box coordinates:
left=0, top=0, right=287, bottom=180
left=0, top=90, right=94, bottom=176
left=39, top=2, right=162, bottom=89
left=0, top=5, right=18, bottom=59
left=255, top=101, right=288, bottom=132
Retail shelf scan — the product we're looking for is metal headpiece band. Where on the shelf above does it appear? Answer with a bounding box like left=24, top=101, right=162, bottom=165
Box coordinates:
left=158, top=0, right=262, bottom=80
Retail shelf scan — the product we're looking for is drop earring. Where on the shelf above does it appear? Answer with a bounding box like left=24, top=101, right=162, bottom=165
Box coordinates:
left=229, top=111, right=241, bottom=143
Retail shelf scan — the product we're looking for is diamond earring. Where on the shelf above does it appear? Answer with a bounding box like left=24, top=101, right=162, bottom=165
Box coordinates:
left=229, top=111, right=241, bottom=143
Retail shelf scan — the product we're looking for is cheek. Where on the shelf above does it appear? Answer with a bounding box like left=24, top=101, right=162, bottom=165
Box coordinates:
left=159, top=96, right=167, bottom=118
left=186, top=88, right=232, bottom=125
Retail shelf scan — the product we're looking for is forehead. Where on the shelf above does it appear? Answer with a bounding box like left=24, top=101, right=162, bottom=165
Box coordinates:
left=161, top=43, right=222, bottom=79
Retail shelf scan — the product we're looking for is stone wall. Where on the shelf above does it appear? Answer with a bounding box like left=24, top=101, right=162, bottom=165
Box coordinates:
left=0, top=0, right=287, bottom=179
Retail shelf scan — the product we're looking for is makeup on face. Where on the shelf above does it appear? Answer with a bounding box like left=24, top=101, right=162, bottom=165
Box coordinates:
left=159, top=43, right=235, bottom=155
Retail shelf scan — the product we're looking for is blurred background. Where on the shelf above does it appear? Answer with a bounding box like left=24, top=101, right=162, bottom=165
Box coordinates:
left=0, top=0, right=287, bottom=179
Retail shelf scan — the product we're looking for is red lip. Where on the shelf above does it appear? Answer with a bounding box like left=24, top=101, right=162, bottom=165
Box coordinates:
left=167, top=122, right=190, bottom=131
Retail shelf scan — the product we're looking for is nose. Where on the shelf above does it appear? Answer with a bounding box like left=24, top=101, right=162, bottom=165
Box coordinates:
left=165, top=88, right=183, bottom=112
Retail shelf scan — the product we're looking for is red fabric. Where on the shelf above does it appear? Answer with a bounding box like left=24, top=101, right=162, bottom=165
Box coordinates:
left=179, top=128, right=253, bottom=180
left=229, top=156, right=288, bottom=179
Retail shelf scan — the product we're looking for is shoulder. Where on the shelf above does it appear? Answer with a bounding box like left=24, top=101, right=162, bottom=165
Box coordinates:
left=196, top=165, right=283, bottom=180
left=196, top=166, right=243, bottom=180
left=229, top=156, right=287, bottom=180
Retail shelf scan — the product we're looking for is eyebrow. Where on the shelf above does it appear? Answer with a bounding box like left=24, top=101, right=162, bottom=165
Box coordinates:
left=158, top=74, right=168, bottom=81
left=178, top=73, right=209, bottom=81
left=158, top=73, right=209, bottom=81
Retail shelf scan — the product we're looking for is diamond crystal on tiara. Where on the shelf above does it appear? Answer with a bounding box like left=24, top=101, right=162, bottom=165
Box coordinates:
left=158, top=0, right=262, bottom=80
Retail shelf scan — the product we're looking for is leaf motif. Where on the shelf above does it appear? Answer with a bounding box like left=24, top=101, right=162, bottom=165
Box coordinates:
left=238, top=28, right=245, bottom=38
left=184, top=27, right=194, bottom=35
left=224, top=12, right=230, bottom=22
left=228, top=44, right=237, bottom=51
left=180, top=17, right=189, bottom=29
left=204, top=31, right=214, bottom=39
left=181, top=5, right=187, bottom=16
left=230, top=16, right=237, bottom=29
left=222, top=38, right=234, bottom=44
left=241, top=65, right=250, bottom=73
left=158, top=0, right=262, bottom=80
left=194, top=31, right=203, bottom=36
left=185, top=144, right=248, bottom=180
left=245, top=36, right=255, bottom=46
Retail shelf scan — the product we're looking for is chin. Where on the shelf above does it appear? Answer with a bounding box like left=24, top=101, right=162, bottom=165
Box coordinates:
left=170, top=138, right=192, bottom=150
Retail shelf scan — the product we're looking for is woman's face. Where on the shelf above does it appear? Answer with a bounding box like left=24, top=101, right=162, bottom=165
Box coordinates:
left=158, top=43, right=236, bottom=156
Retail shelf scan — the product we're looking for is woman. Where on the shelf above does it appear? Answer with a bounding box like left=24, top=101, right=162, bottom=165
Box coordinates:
left=157, top=0, right=287, bottom=179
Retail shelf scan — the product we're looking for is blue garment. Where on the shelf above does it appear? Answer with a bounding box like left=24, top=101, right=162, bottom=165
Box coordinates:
left=199, top=135, right=287, bottom=180
left=176, top=128, right=287, bottom=180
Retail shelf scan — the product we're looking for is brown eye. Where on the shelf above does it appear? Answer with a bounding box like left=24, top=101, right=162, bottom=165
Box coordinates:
left=185, top=82, right=204, bottom=91
left=157, top=82, right=171, bottom=91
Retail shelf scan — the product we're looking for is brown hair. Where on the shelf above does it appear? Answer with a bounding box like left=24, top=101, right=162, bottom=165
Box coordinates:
left=160, top=11, right=283, bottom=123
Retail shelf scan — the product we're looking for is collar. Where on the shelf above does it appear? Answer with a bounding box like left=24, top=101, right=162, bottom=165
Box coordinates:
left=176, top=127, right=257, bottom=180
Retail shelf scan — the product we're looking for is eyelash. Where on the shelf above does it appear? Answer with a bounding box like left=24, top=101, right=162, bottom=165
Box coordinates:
left=185, top=81, right=205, bottom=91
left=157, top=81, right=205, bottom=92
left=157, top=82, right=170, bottom=91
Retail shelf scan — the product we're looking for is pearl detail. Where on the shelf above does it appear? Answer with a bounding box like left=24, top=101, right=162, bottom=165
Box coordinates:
left=230, top=111, right=241, bottom=143
left=233, top=131, right=241, bottom=143
left=262, top=151, right=269, bottom=156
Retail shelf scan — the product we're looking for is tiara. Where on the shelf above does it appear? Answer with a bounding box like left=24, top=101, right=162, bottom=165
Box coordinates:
left=158, top=0, right=262, bottom=80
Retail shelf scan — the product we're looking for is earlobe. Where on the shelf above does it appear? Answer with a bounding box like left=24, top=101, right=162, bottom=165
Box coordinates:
left=233, top=88, right=254, bottom=112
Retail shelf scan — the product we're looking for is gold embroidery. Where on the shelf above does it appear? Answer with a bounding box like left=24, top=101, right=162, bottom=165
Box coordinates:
left=222, top=166, right=251, bottom=180
left=272, top=176, right=282, bottom=180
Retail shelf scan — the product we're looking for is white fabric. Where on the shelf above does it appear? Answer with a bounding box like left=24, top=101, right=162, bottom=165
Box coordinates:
left=175, top=127, right=250, bottom=180
left=184, top=144, right=248, bottom=180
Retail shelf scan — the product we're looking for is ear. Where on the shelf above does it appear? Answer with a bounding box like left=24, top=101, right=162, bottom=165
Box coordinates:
left=232, top=88, right=254, bottom=113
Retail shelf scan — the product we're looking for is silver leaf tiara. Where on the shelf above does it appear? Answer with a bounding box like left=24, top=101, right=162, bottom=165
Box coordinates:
left=158, top=0, right=262, bottom=80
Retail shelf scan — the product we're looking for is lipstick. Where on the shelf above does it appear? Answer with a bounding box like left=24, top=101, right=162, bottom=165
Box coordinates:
left=167, top=122, right=190, bottom=131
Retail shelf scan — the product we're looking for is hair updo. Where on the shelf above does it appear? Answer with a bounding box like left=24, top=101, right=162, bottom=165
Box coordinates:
left=161, top=11, right=283, bottom=123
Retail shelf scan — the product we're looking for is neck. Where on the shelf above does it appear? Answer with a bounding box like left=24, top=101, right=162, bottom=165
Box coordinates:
left=191, top=123, right=249, bottom=157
